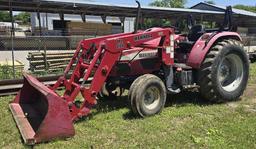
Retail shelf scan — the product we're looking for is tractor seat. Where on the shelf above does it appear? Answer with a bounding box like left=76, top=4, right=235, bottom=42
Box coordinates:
left=178, top=24, right=205, bottom=51
left=178, top=40, right=194, bottom=50
left=188, top=24, right=205, bottom=42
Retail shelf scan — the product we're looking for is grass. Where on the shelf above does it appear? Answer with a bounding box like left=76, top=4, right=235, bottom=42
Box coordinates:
left=0, top=65, right=23, bottom=80
left=0, top=64, right=256, bottom=148
left=0, top=64, right=66, bottom=80
left=249, top=63, right=256, bottom=84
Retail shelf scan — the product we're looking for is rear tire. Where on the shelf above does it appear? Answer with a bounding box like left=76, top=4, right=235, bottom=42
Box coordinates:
left=198, top=39, right=249, bottom=102
left=128, top=74, right=167, bottom=117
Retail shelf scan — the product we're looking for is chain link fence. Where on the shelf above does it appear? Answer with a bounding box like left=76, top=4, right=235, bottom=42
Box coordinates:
left=242, top=35, right=256, bottom=63
left=242, top=36, right=256, bottom=52
left=0, top=35, right=95, bottom=51
left=0, top=35, right=95, bottom=80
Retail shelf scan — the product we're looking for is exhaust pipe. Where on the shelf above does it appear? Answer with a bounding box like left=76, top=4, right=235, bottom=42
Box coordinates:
left=9, top=74, right=75, bottom=145
left=134, top=0, right=141, bottom=33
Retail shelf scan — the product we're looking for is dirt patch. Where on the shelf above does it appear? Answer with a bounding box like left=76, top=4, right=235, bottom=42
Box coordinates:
left=226, top=84, right=256, bottom=109
left=226, top=102, right=239, bottom=108
left=243, top=84, right=256, bottom=105
left=243, top=85, right=256, bottom=99
left=170, top=116, right=192, bottom=127
left=244, top=107, right=256, bottom=113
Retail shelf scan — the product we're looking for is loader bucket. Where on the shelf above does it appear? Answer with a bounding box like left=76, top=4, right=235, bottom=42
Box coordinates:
left=9, top=74, right=75, bottom=145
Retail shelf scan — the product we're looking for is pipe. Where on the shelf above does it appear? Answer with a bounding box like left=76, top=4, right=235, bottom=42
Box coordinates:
left=134, top=0, right=141, bottom=33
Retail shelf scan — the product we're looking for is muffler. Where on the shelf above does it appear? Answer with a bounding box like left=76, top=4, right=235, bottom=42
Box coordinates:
left=9, top=74, right=75, bottom=145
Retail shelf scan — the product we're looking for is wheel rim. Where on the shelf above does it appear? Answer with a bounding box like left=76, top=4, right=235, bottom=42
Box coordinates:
left=217, top=54, right=244, bottom=92
left=143, top=86, right=160, bottom=110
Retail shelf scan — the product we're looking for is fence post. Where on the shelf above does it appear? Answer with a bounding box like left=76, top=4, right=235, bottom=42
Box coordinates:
left=43, top=36, right=48, bottom=71
left=249, top=38, right=251, bottom=52
left=9, top=2, right=15, bottom=79
left=37, top=38, right=40, bottom=52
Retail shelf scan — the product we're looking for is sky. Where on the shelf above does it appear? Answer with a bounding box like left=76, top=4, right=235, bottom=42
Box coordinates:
left=89, top=0, right=256, bottom=7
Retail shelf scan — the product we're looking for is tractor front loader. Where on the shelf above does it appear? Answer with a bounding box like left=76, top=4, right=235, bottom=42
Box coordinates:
left=9, top=3, right=249, bottom=145
left=10, top=27, right=175, bottom=144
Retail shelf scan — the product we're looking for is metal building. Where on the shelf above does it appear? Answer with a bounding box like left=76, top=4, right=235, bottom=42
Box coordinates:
left=191, top=2, right=256, bottom=35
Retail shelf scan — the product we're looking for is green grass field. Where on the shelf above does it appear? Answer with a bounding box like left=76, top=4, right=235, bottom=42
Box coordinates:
left=0, top=64, right=256, bottom=148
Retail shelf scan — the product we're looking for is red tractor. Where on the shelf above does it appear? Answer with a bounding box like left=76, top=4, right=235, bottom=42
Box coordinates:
left=9, top=2, right=249, bottom=145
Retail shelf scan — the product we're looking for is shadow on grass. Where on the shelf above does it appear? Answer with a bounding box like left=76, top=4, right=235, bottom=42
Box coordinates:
left=123, top=90, right=217, bottom=120
left=20, top=139, right=35, bottom=149
left=76, top=95, right=131, bottom=123
left=77, top=89, right=225, bottom=122
left=165, top=90, right=213, bottom=107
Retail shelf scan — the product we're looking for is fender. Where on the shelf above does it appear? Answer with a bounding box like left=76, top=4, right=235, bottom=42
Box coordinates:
left=186, top=32, right=242, bottom=69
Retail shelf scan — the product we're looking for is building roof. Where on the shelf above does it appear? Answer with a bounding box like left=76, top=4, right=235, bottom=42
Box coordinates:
left=1, top=0, right=224, bottom=19
left=1, top=0, right=255, bottom=27
left=191, top=2, right=256, bottom=17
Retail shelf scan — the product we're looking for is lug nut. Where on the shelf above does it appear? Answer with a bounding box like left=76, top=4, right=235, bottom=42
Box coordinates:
left=68, top=102, right=73, bottom=107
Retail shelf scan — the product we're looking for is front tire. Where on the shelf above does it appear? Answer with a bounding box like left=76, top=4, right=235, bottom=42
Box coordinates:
left=198, top=39, right=249, bottom=102
left=129, top=74, right=166, bottom=117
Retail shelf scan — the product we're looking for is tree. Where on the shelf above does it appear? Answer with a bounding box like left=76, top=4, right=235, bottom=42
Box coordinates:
left=149, top=0, right=186, bottom=8
left=233, top=4, right=256, bottom=13
left=144, top=0, right=186, bottom=30
left=0, top=11, right=11, bottom=22
left=14, top=12, right=30, bottom=25
left=204, top=0, right=215, bottom=5
left=0, top=11, right=31, bottom=24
